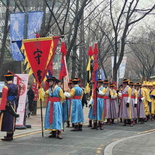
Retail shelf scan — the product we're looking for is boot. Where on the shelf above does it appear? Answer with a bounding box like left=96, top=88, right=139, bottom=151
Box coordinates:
left=49, top=131, right=56, bottom=138
left=107, top=119, right=111, bottom=125
left=66, top=121, right=70, bottom=128
left=79, top=124, right=83, bottom=131
left=57, top=130, right=62, bottom=139
left=2, top=133, right=13, bottom=141
left=151, top=115, right=154, bottom=121
left=72, top=123, right=75, bottom=128
left=130, top=120, right=134, bottom=127
left=6, top=104, right=19, bottom=118
left=111, top=119, right=115, bottom=124
left=91, top=122, right=97, bottom=129
left=139, top=118, right=144, bottom=124
left=71, top=125, right=79, bottom=131
left=123, top=119, right=126, bottom=126
left=100, top=123, right=104, bottom=130
left=88, top=120, right=92, bottom=127
left=98, top=121, right=101, bottom=127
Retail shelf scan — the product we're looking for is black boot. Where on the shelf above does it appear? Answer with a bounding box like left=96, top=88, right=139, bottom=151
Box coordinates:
left=72, top=123, right=75, bottom=128
left=123, top=119, right=126, bottom=126
left=88, top=120, right=92, bottom=127
left=2, top=133, right=13, bottom=141
left=66, top=121, right=70, bottom=128
left=79, top=124, right=83, bottom=131
left=49, top=131, right=56, bottom=138
left=71, top=125, right=79, bottom=131
left=111, top=119, right=115, bottom=124
left=57, top=130, right=62, bottom=139
left=91, top=123, right=97, bottom=129
left=100, top=123, right=104, bottom=130
left=139, top=118, right=144, bottom=124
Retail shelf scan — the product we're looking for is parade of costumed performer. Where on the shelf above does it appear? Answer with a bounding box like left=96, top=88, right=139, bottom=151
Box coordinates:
left=150, top=82, right=155, bottom=120
left=102, top=79, right=111, bottom=125
left=109, top=83, right=118, bottom=124
left=119, top=79, right=133, bottom=126
left=89, top=79, right=105, bottom=130
left=129, top=81, right=138, bottom=126
left=64, top=78, right=84, bottom=131
left=63, top=80, right=73, bottom=128
left=44, top=77, right=65, bottom=139
left=0, top=71, right=19, bottom=141
left=135, top=82, right=146, bottom=124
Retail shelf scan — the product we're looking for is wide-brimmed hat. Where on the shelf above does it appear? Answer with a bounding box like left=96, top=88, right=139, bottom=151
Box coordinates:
left=129, top=81, right=133, bottom=86
left=136, top=82, right=141, bottom=86
left=110, top=82, right=115, bottom=87
left=98, top=79, right=103, bottom=83
left=103, top=79, right=109, bottom=84
left=4, top=71, right=14, bottom=81
left=68, top=79, right=73, bottom=85
left=46, top=77, right=56, bottom=82
left=122, top=79, right=129, bottom=84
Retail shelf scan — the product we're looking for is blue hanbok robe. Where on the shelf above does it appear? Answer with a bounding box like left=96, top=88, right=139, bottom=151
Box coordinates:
left=44, top=85, right=65, bottom=131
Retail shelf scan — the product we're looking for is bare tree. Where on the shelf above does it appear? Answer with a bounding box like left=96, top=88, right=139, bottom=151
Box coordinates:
left=108, top=0, right=155, bottom=81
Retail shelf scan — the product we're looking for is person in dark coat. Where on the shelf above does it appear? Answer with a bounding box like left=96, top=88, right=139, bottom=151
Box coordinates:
left=0, top=72, right=18, bottom=141
left=27, top=83, right=34, bottom=117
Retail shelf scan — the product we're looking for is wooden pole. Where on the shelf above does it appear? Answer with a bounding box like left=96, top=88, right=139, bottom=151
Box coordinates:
left=40, top=99, right=44, bottom=137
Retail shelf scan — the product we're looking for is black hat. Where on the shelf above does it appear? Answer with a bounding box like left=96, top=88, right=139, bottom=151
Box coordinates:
left=129, top=81, right=133, bottom=86
left=103, top=79, right=109, bottom=84
left=72, top=78, right=79, bottom=84
left=46, top=77, right=56, bottom=82
left=56, top=79, right=61, bottom=84
left=98, top=79, right=103, bottom=83
left=68, top=79, right=73, bottom=85
left=122, top=79, right=129, bottom=84
left=136, top=82, right=141, bottom=86
left=4, top=71, right=14, bottom=81
left=110, top=82, right=115, bottom=87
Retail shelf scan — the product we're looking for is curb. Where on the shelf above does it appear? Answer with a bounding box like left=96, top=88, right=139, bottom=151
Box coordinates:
left=104, top=130, right=155, bottom=155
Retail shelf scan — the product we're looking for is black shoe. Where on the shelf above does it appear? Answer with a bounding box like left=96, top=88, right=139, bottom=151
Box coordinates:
left=1, top=137, right=13, bottom=141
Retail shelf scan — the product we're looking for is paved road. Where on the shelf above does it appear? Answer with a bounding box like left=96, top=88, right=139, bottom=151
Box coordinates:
left=0, top=107, right=155, bottom=155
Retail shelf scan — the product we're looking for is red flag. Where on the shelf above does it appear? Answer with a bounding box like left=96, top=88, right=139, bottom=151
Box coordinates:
left=87, top=46, right=94, bottom=56
left=92, top=43, right=99, bottom=116
left=23, top=37, right=55, bottom=86
left=59, top=42, right=67, bottom=80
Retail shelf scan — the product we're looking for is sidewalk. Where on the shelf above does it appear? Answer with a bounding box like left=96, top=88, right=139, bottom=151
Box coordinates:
left=104, top=130, right=155, bottom=155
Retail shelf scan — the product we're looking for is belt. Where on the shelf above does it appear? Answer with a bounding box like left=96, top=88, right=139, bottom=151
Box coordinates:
left=72, top=96, right=81, bottom=99
left=48, top=97, right=60, bottom=102
left=49, top=97, right=60, bottom=124
left=122, top=94, right=128, bottom=97
left=103, top=96, right=110, bottom=99
left=97, top=95, right=104, bottom=99
left=131, top=96, right=135, bottom=99
left=8, top=95, right=16, bottom=101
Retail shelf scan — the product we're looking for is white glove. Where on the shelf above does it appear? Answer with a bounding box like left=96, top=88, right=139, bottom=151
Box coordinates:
left=135, top=98, right=138, bottom=104
left=111, top=95, right=116, bottom=99
left=98, top=90, right=105, bottom=96
left=141, top=97, right=145, bottom=101
left=127, top=97, right=131, bottom=103
left=118, top=92, right=122, bottom=97
left=64, top=92, right=71, bottom=98
left=88, top=98, right=93, bottom=106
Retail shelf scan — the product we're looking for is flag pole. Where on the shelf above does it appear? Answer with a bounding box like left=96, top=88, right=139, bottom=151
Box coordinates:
left=38, top=85, right=44, bottom=137
left=40, top=98, right=44, bottom=137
